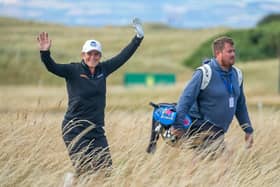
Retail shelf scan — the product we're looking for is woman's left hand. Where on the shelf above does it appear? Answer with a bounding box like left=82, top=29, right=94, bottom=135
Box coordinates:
left=132, top=18, right=144, bottom=38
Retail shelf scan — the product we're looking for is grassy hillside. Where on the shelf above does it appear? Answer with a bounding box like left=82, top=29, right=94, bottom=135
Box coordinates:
left=184, top=21, right=280, bottom=68
left=0, top=17, right=227, bottom=85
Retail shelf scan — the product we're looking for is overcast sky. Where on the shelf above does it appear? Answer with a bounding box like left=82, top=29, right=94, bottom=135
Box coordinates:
left=0, top=0, right=280, bottom=28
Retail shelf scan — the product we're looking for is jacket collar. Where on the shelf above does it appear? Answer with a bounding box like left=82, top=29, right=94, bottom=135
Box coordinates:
left=81, top=60, right=91, bottom=74
left=81, top=60, right=101, bottom=75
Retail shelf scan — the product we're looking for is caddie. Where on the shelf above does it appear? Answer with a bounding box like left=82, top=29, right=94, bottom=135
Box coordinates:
left=172, top=36, right=254, bottom=151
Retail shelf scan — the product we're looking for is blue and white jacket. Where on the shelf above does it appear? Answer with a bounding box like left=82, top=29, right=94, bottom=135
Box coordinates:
left=175, top=58, right=253, bottom=134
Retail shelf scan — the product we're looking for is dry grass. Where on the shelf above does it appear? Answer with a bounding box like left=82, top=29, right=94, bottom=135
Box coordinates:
left=1, top=17, right=280, bottom=187
left=0, top=83, right=279, bottom=187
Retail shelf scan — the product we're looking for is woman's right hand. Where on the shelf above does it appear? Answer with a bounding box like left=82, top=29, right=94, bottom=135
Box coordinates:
left=37, top=32, right=52, bottom=51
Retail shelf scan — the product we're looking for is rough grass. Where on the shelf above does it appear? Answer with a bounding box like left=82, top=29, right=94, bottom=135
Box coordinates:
left=1, top=17, right=280, bottom=187
left=0, top=80, right=280, bottom=186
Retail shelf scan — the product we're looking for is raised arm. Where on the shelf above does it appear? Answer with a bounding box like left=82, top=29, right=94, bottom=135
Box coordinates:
left=37, top=32, right=71, bottom=78
left=37, top=32, right=52, bottom=51
left=102, top=18, right=144, bottom=76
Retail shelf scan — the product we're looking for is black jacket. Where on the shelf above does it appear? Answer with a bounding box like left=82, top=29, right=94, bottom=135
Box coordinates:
left=40, top=36, right=143, bottom=128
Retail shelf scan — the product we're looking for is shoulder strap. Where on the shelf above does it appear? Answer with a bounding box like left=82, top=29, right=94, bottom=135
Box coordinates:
left=232, top=66, right=243, bottom=87
left=197, top=64, right=212, bottom=90
left=197, top=64, right=243, bottom=90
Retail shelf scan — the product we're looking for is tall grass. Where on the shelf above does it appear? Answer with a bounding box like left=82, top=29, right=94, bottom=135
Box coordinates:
left=0, top=82, right=279, bottom=186
left=0, top=17, right=280, bottom=187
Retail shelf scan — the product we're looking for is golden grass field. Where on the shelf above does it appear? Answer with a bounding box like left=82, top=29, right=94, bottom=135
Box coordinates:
left=0, top=17, right=280, bottom=186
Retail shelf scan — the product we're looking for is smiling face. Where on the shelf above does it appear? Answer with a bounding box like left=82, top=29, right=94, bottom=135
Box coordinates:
left=82, top=50, right=102, bottom=69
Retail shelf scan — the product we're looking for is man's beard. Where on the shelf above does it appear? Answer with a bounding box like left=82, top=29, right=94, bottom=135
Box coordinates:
left=222, top=57, right=235, bottom=66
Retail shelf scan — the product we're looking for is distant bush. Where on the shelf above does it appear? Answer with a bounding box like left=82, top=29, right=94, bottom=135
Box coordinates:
left=257, top=14, right=280, bottom=26
left=183, top=22, right=280, bottom=69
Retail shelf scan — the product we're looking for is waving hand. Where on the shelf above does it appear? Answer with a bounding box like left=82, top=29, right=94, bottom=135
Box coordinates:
left=37, top=32, right=52, bottom=51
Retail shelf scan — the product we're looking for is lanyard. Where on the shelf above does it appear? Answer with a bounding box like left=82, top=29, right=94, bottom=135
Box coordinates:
left=218, top=71, right=233, bottom=95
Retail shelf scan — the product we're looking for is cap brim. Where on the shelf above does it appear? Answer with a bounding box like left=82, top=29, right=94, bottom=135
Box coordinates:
left=82, top=49, right=102, bottom=53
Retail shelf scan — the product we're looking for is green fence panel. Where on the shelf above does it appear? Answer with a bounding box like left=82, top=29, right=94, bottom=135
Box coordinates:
left=124, top=73, right=176, bottom=86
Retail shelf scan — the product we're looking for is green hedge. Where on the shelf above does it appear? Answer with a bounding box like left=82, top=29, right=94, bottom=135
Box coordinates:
left=183, top=22, right=280, bottom=69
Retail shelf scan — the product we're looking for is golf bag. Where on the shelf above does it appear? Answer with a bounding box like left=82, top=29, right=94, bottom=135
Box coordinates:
left=146, top=102, right=192, bottom=154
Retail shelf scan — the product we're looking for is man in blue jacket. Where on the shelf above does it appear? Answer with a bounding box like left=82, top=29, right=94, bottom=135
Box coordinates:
left=37, top=18, right=144, bottom=178
left=172, top=36, right=254, bottom=151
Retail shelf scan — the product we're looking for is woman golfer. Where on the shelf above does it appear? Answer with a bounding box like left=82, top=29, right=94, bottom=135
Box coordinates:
left=37, top=18, right=144, bottom=177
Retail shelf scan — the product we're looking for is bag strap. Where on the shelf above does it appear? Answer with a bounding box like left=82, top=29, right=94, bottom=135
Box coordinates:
left=198, top=64, right=243, bottom=90
left=232, top=65, right=243, bottom=87
left=197, top=64, right=212, bottom=90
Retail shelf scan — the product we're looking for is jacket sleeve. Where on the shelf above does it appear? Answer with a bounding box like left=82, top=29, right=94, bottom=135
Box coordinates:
left=173, top=70, right=202, bottom=129
left=235, top=82, right=254, bottom=134
left=40, top=51, right=72, bottom=78
left=102, top=35, right=143, bottom=76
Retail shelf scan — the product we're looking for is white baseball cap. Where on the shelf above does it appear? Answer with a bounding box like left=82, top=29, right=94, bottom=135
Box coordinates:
left=81, top=39, right=102, bottom=54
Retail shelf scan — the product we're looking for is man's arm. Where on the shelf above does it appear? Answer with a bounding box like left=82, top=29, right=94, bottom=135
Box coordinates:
left=235, top=82, right=254, bottom=148
left=235, top=82, right=254, bottom=134
left=173, top=70, right=203, bottom=130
